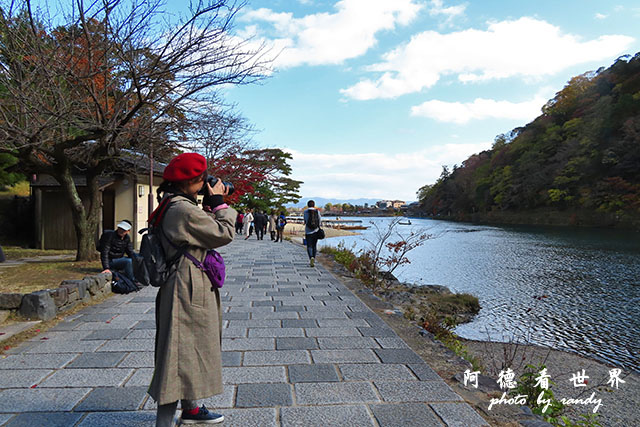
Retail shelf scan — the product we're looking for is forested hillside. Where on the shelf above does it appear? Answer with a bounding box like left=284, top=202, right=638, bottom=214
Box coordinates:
left=417, top=53, right=640, bottom=227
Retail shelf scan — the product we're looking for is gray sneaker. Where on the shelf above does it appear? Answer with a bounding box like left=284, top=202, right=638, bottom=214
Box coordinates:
left=310, top=257, right=315, bottom=267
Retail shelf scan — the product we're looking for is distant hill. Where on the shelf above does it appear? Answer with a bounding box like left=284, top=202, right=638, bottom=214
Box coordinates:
left=287, top=197, right=383, bottom=209
left=417, top=53, right=640, bottom=228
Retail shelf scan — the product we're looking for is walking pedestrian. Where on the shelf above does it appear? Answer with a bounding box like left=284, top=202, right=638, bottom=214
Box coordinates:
left=275, top=211, right=287, bottom=242
left=148, top=152, right=236, bottom=426
left=268, top=211, right=277, bottom=240
left=253, top=210, right=266, bottom=240
left=235, top=211, right=244, bottom=234
left=303, top=200, right=321, bottom=267
left=243, top=209, right=254, bottom=240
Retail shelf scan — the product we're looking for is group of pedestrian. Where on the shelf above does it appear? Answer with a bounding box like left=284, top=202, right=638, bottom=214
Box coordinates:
left=235, top=209, right=287, bottom=242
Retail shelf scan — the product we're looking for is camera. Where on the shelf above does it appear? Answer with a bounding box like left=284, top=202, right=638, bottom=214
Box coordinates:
left=199, top=175, right=235, bottom=196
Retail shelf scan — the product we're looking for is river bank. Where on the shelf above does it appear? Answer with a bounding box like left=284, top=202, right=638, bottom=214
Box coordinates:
left=409, top=207, right=640, bottom=231
left=316, top=249, right=640, bottom=427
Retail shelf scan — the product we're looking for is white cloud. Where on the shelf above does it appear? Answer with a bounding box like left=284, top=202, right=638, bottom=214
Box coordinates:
left=411, top=94, right=548, bottom=124
left=287, top=142, right=491, bottom=200
left=428, top=0, right=466, bottom=26
left=341, top=17, right=635, bottom=100
left=594, top=13, right=608, bottom=20
left=239, top=0, right=423, bottom=68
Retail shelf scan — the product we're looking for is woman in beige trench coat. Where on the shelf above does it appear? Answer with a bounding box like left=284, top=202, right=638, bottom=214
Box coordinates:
left=148, top=153, right=236, bottom=426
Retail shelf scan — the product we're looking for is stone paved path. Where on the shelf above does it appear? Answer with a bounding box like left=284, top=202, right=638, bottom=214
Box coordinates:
left=0, top=238, right=488, bottom=426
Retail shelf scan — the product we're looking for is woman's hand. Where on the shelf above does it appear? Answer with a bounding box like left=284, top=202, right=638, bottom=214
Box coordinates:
left=207, top=179, right=228, bottom=196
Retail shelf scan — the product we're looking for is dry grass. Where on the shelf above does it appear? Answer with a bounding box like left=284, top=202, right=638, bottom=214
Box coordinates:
left=0, top=246, right=101, bottom=294
left=2, top=246, right=75, bottom=260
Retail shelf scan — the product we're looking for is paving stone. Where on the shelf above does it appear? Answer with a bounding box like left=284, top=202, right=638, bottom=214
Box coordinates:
left=5, top=412, right=84, bottom=427
left=305, top=327, right=362, bottom=337
left=288, top=364, right=339, bottom=383
left=124, top=368, right=154, bottom=386
left=74, top=386, right=148, bottom=411
left=76, top=411, right=156, bottom=426
left=222, top=338, right=274, bottom=351
left=374, top=381, right=463, bottom=402
left=39, top=368, right=134, bottom=387
left=124, top=329, right=155, bottom=339
left=118, top=351, right=155, bottom=368
left=276, top=337, right=318, bottom=350
left=0, top=353, right=76, bottom=369
left=370, top=403, right=443, bottom=427
left=25, top=339, right=105, bottom=354
left=248, top=328, right=305, bottom=338
left=198, top=386, right=236, bottom=409
left=78, top=313, right=118, bottom=322
left=132, top=320, right=156, bottom=329
left=280, top=405, right=375, bottom=427
left=0, top=369, right=52, bottom=388
left=316, top=319, right=370, bottom=328
left=0, top=388, right=91, bottom=412
left=235, top=383, right=293, bottom=407
left=215, top=407, right=278, bottom=427
left=249, top=311, right=300, bottom=319
left=294, top=382, right=379, bottom=405
left=229, top=306, right=275, bottom=312
left=430, top=402, right=490, bottom=426
left=357, top=327, right=398, bottom=337
left=408, top=363, right=442, bottom=381
left=339, top=363, right=417, bottom=381
left=310, top=349, right=379, bottom=364
left=223, top=366, right=286, bottom=384
left=299, top=311, right=348, bottom=319
left=26, top=330, right=92, bottom=342
left=252, top=300, right=281, bottom=307
left=227, top=319, right=281, bottom=328
left=374, top=348, right=426, bottom=364
left=243, top=350, right=311, bottom=366
left=222, top=327, right=248, bottom=338
left=82, top=329, right=131, bottom=340
left=375, top=337, right=410, bottom=348
left=316, top=337, right=379, bottom=349
left=48, top=320, right=81, bottom=331
left=282, top=319, right=318, bottom=328
left=97, top=339, right=155, bottom=352
left=222, top=312, right=251, bottom=320
left=67, top=352, right=127, bottom=368
left=346, top=311, right=379, bottom=320
left=222, top=351, right=242, bottom=367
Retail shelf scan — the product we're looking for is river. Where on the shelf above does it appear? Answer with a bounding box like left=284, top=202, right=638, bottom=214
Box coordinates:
left=318, top=217, right=640, bottom=373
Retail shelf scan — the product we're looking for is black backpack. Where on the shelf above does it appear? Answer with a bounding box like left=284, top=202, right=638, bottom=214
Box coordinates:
left=308, top=209, right=320, bottom=229
left=111, top=271, right=140, bottom=294
left=133, top=196, right=182, bottom=287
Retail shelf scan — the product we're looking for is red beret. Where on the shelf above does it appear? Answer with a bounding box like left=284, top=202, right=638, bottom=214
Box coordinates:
left=163, top=153, right=207, bottom=181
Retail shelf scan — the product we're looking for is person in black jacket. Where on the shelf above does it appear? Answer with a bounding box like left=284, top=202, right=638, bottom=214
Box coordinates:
left=100, top=220, right=137, bottom=281
left=253, top=210, right=266, bottom=240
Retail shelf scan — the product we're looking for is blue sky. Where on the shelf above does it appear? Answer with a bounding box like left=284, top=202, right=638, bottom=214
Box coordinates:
left=176, top=1, right=640, bottom=201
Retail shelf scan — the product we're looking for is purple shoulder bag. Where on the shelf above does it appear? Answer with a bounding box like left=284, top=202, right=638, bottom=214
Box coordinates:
left=183, top=250, right=226, bottom=290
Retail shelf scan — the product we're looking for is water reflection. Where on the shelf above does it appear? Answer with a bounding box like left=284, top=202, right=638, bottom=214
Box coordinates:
left=320, top=217, right=640, bottom=372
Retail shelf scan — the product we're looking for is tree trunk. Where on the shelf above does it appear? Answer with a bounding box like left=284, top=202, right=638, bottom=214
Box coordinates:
left=57, top=165, right=102, bottom=261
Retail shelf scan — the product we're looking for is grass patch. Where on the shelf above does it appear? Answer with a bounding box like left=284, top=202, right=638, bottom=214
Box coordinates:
left=0, top=251, right=101, bottom=294
left=2, top=246, right=75, bottom=260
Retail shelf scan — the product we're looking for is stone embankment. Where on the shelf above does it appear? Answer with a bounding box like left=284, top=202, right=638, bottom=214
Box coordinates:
left=0, top=273, right=112, bottom=322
